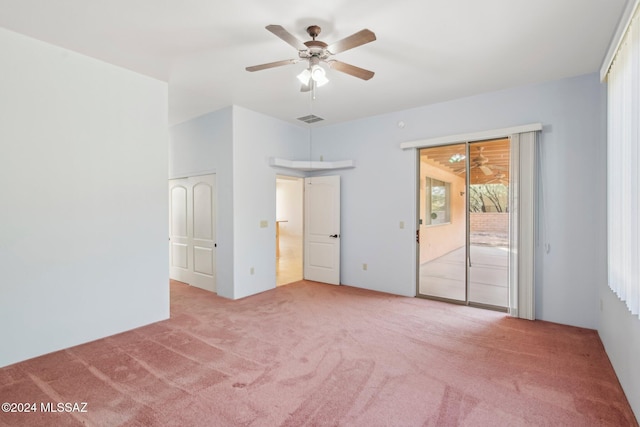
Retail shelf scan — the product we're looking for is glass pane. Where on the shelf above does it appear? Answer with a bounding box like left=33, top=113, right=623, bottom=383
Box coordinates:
left=467, top=139, right=510, bottom=308
left=429, top=179, right=450, bottom=224
left=418, top=144, right=467, bottom=302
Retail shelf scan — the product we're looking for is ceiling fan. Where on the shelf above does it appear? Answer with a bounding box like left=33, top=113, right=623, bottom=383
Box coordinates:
left=245, top=24, right=376, bottom=91
left=473, top=147, right=494, bottom=175
left=455, top=147, right=494, bottom=176
left=487, top=172, right=508, bottom=185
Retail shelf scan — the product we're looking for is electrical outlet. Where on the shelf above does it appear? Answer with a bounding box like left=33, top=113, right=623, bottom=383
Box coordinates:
left=399, top=221, right=405, bottom=229
left=260, top=220, right=268, bottom=228
left=362, top=263, right=368, bottom=271
left=250, top=267, right=255, bottom=275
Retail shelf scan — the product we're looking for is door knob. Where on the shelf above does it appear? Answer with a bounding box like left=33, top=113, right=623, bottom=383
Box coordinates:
left=329, top=234, right=339, bottom=238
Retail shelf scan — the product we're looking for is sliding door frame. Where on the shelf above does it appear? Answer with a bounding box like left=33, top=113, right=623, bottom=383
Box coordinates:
left=404, top=124, right=541, bottom=319
left=416, top=142, right=470, bottom=305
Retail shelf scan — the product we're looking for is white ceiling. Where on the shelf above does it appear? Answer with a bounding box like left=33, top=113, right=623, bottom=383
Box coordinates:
left=0, top=0, right=628, bottom=126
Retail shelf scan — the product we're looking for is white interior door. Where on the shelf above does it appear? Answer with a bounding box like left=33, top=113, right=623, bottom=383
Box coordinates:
left=169, top=178, right=190, bottom=284
left=169, top=174, right=216, bottom=292
left=304, top=175, right=340, bottom=285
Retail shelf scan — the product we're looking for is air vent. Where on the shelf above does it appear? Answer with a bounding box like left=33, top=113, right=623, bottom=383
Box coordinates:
left=297, top=114, right=324, bottom=124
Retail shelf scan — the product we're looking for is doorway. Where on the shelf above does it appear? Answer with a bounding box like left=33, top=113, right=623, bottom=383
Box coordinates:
left=417, top=138, right=510, bottom=310
left=276, top=175, right=303, bottom=286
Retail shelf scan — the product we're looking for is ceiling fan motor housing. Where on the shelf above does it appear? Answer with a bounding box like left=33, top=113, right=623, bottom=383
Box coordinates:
left=473, top=147, right=489, bottom=165
left=301, top=26, right=330, bottom=60
left=306, top=25, right=322, bottom=39
left=302, top=43, right=329, bottom=61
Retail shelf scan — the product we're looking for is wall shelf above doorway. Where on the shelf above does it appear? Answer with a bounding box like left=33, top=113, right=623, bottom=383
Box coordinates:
left=269, top=157, right=355, bottom=172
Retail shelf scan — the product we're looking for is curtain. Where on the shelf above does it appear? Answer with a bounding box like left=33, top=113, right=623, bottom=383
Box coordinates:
left=509, top=132, right=536, bottom=320
left=607, top=6, right=640, bottom=318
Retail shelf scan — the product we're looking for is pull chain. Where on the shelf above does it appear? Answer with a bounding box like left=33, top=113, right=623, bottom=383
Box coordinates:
left=308, top=83, right=314, bottom=172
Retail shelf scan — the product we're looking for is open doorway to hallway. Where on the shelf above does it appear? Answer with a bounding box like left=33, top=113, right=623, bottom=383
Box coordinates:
left=276, top=175, right=303, bottom=286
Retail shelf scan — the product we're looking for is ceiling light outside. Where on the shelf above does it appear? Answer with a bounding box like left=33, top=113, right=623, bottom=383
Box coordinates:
left=449, top=153, right=466, bottom=163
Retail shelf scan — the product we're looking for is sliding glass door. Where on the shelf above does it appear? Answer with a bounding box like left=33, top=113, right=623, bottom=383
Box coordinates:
left=467, top=140, right=510, bottom=308
left=417, top=139, right=510, bottom=310
left=417, top=143, right=467, bottom=302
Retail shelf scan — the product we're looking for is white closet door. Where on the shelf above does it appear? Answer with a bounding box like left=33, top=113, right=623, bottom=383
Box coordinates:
left=169, top=174, right=216, bottom=292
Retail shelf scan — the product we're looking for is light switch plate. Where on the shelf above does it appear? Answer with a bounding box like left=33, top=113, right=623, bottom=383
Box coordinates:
left=260, top=220, right=268, bottom=228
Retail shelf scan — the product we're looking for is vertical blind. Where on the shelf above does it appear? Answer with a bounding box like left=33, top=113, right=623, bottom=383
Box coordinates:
left=607, top=4, right=640, bottom=318
left=508, top=132, right=536, bottom=320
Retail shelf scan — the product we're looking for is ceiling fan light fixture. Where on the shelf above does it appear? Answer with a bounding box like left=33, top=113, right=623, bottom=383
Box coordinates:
left=313, top=72, right=329, bottom=87
left=297, top=64, right=329, bottom=87
left=297, top=68, right=311, bottom=85
left=311, top=64, right=326, bottom=79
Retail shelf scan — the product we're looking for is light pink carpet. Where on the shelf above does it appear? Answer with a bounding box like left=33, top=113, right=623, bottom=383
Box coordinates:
left=0, top=280, right=637, bottom=426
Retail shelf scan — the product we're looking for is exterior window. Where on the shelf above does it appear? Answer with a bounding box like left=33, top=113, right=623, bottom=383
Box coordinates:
left=426, top=177, right=450, bottom=225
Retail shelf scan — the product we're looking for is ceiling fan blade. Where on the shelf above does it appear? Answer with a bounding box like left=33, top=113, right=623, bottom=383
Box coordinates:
left=326, top=29, right=376, bottom=54
left=266, top=25, right=307, bottom=50
left=480, top=165, right=493, bottom=175
left=327, top=60, right=374, bottom=80
left=245, top=59, right=299, bottom=72
left=461, top=164, right=477, bottom=174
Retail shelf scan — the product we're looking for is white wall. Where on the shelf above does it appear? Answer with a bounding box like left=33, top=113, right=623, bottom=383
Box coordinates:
left=232, top=106, right=308, bottom=299
left=169, top=107, right=232, bottom=180
left=169, top=108, right=235, bottom=298
left=600, top=290, right=640, bottom=418
left=0, top=27, right=169, bottom=367
left=313, top=73, right=606, bottom=330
